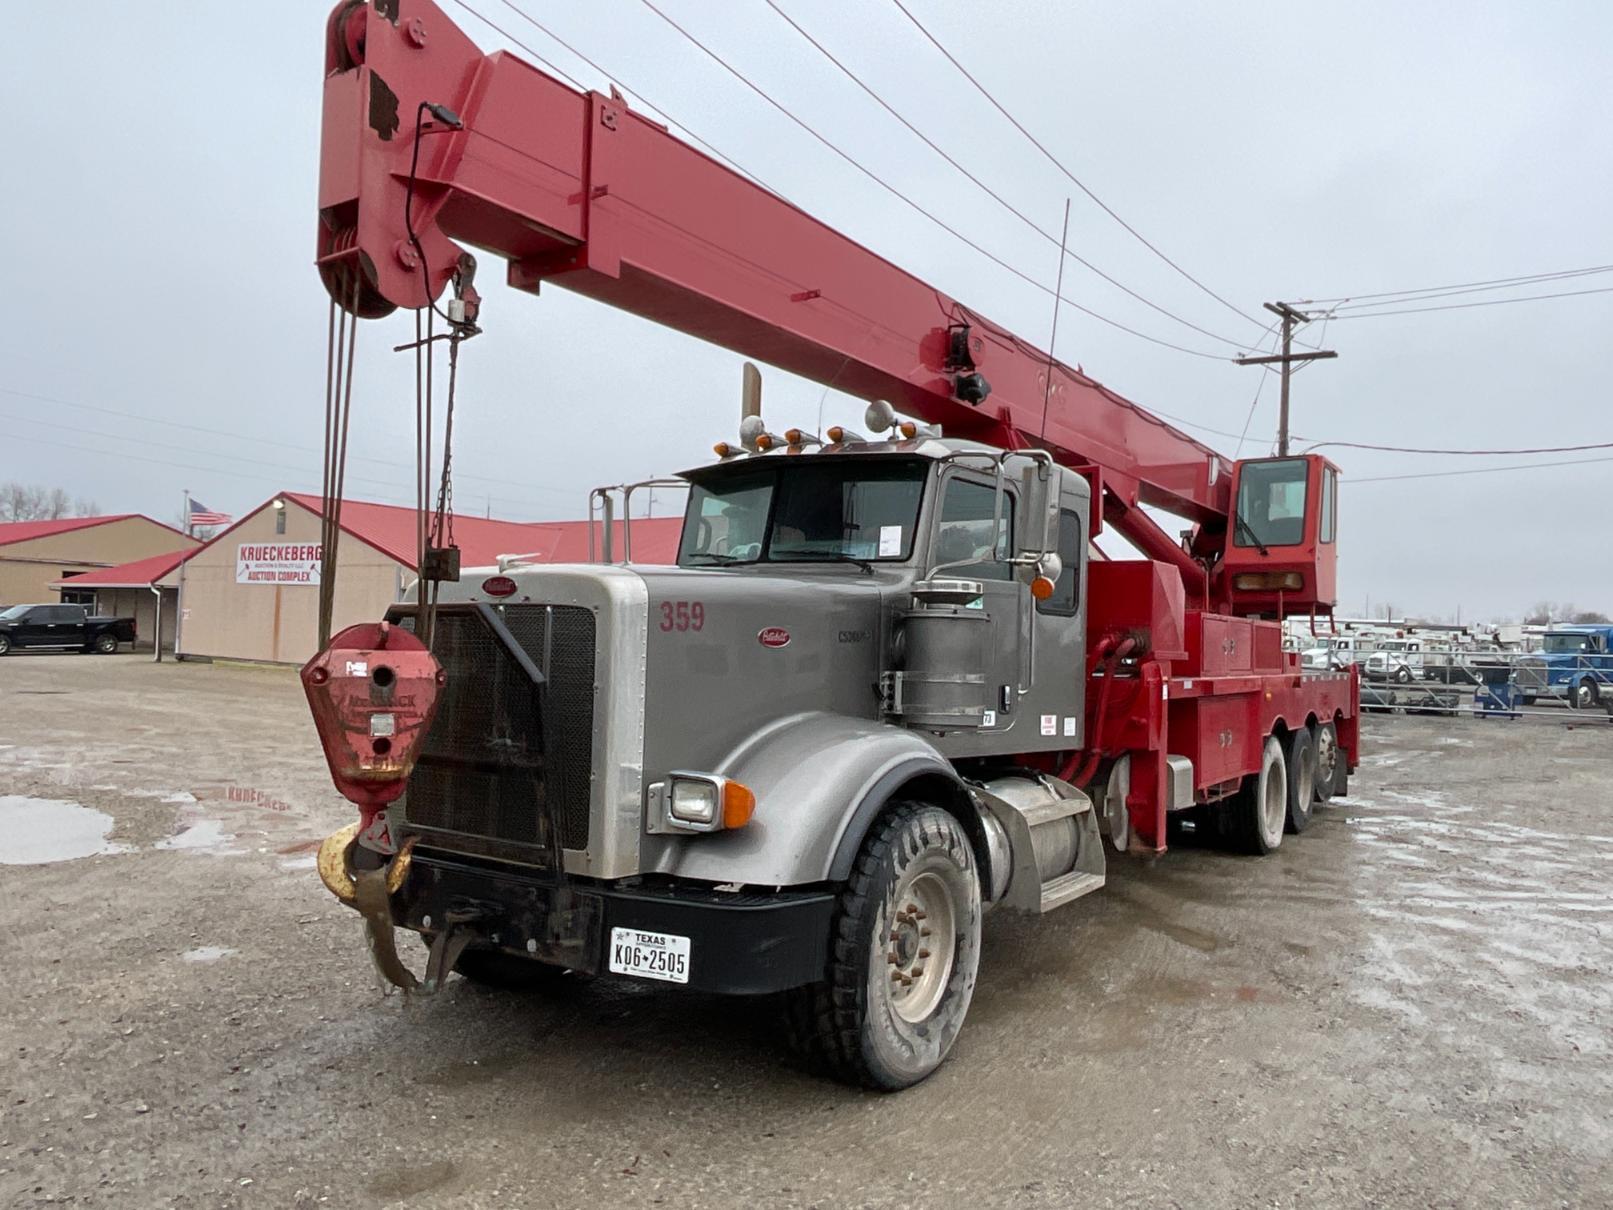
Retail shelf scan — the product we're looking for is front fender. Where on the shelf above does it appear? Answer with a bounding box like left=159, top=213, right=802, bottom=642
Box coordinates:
left=640, top=712, right=960, bottom=888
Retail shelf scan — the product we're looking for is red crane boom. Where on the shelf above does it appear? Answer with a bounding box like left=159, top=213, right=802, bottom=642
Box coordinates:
left=317, top=0, right=1336, bottom=612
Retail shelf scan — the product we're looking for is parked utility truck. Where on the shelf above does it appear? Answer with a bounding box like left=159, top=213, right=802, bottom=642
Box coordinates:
left=303, top=0, right=1359, bottom=1089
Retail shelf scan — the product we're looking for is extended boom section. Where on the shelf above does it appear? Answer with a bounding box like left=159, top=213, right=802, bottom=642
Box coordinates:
left=318, top=0, right=1339, bottom=612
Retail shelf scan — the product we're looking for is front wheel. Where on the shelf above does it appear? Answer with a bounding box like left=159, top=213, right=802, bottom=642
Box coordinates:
left=1394, top=664, right=1413, bottom=684
left=0, top=633, right=10, bottom=656
left=784, top=803, right=981, bottom=1090
left=93, top=633, right=119, bottom=654
left=1569, top=678, right=1599, bottom=710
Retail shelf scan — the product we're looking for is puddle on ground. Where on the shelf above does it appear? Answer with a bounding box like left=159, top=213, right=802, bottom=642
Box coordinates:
left=155, top=817, right=244, bottom=856
left=0, top=796, right=129, bottom=865
left=180, top=946, right=237, bottom=963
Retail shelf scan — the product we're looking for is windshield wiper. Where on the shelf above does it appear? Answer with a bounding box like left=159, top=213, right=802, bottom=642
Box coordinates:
left=683, top=552, right=745, bottom=566
left=771, top=550, right=874, bottom=574
left=1233, top=513, right=1269, bottom=557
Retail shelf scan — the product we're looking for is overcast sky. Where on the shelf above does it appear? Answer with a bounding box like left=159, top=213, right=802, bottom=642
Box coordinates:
left=3, top=1, right=1608, bottom=621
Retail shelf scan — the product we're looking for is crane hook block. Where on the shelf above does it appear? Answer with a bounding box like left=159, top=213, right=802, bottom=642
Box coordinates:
left=300, top=621, right=444, bottom=825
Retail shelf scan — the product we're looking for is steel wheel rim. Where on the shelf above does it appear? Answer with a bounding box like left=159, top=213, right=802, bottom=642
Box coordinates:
left=1262, top=757, right=1285, bottom=838
left=886, top=870, right=956, bottom=1024
left=1316, top=727, right=1336, bottom=779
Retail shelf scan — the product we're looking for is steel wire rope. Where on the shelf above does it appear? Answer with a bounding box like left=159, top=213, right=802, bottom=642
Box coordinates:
left=887, top=0, right=1265, bottom=332
left=761, top=0, right=1255, bottom=351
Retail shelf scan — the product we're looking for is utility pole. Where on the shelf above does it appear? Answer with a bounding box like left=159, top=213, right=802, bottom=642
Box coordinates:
left=1234, top=302, right=1338, bottom=456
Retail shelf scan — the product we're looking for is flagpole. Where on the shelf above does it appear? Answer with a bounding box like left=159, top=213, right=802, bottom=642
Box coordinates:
left=174, top=488, right=190, bottom=659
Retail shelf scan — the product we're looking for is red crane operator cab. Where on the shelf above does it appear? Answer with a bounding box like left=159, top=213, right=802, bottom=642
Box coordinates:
left=1220, top=454, right=1340, bottom=616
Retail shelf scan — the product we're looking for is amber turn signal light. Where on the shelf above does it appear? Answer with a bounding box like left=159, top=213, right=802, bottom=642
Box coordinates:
left=1030, top=575, right=1056, bottom=600
left=898, top=421, right=918, bottom=439
left=722, top=780, right=757, bottom=829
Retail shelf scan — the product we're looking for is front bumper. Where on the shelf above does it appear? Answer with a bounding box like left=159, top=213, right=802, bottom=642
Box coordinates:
left=374, top=847, right=835, bottom=996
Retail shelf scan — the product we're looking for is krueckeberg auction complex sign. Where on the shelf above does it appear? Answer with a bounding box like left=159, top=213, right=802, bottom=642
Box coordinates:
left=236, top=543, right=322, bottom=585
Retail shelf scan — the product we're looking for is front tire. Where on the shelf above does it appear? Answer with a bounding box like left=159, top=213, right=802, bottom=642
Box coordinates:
left=1227, top=736, right=1287, bottom=856
left=1394, top=664, right=1413, bottom=684
left=785, top=803, right=981, bottom=1090
left=1570, top=678, right=1599, bottom=710
left=0, top=633, right=10, bottom=655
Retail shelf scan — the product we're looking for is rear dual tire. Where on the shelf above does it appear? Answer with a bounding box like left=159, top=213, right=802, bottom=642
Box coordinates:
left=1228, top=736, right=1288, bottom=856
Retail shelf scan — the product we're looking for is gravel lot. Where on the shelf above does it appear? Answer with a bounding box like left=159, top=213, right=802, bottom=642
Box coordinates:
left=3, top=654, right=1611, bottom=1208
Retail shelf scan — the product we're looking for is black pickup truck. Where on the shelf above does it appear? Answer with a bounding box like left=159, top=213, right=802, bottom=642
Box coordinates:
left=0, top=603, right=138, bottom=655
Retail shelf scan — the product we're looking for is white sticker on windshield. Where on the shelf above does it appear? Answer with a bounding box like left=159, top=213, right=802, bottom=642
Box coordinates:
left=877, top=525, right=902, bottom=557
left=1040, top=714, right=1057, bottom=736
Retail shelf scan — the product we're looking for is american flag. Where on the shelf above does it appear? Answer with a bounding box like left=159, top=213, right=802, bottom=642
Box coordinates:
left=188, top=499, right=231, bottom=528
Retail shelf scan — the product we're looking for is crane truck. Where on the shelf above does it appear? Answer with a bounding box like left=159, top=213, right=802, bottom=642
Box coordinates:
left=304, top=0, right=1359, bottom=1089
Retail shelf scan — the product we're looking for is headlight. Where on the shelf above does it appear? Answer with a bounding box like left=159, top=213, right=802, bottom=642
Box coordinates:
left=663, top=773, right=757, bottom=834
left=669, top=777, right=720, bottom=827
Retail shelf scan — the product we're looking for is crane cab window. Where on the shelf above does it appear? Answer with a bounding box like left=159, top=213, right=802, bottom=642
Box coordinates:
left=1235, top=457, right=1309, bottom=548
left=935, top=476, right=1014, bottom=580
left=1319, top=466, right=1337, bottom=544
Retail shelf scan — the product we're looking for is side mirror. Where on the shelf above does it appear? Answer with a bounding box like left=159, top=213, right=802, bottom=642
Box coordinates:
left=1017, top=459, right=1059, bottom=562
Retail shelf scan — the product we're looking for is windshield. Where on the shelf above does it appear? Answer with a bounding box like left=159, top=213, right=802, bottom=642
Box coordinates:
left=679, top=458, right=927, bottom=567
left=0, top=605, right=29, bottom=620
left=1543, top=633, right=1596, bottom=655
left=1234, top=458, right=1309, bottom=547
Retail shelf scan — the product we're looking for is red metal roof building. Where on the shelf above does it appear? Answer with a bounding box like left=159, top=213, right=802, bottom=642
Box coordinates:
left=1, top=514, right=198, bottom=612
left=56, top=492, right=681, bottom=664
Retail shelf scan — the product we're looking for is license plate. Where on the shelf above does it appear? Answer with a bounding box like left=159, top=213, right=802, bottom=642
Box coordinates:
left=608, top=927, right=691, bottom=984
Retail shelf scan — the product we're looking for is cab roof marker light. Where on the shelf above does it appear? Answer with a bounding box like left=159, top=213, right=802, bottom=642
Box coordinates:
left=783, top=428, right=822, bottom=447
left=826, top=425, right=866, bottom=444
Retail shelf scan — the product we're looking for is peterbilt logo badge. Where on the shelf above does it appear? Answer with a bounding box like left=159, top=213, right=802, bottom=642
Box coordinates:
left=481, top=575, right=518, bottom=598
left=758, top=627, right=791, bottom=649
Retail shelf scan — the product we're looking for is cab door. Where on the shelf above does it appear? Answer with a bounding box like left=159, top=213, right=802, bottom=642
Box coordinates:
left=15, top=606, right=52, bottom=648
left=932, top=470, right=1024, bottom=719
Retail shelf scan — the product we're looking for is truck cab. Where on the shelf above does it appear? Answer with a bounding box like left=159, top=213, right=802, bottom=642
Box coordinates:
left=1519, top=626, right=1613, bottom=707
left=319, top=434, right=1107, bottom=1088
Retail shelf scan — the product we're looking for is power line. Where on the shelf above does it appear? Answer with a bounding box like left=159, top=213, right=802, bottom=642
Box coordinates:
left=0, top=385, right=579, bottom=498
left=617, top=0, right=1231, bottom=360
left=1322, top=285, right=1613, bottom=319
left=887, top=0, right=1264, bottom=332
left=760, top=0, right=1253, bottom=351
left=457, top=0, right=792, bottom=201
left=1347, top=455, right=1613, bottom=485
left=1296, top=263, right=1613, bottom=307
left=1304, top=437, right=1613, bottom=457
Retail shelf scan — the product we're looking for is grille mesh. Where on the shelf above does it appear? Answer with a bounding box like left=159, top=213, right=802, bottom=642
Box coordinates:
left=397, top=606, right=596, bottom=855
